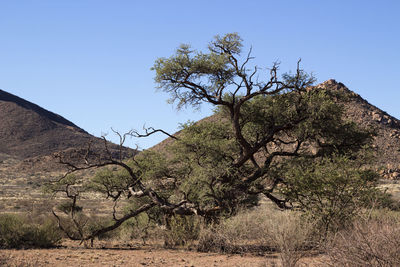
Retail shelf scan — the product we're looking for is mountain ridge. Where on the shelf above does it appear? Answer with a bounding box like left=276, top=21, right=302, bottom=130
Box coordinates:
left=0, top=89, right=133, bottom=161
left=0, top=89, right=85, bottom=132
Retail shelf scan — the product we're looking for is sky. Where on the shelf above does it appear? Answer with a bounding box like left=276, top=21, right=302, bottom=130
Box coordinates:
left=1, top=0, right=399, bottom=149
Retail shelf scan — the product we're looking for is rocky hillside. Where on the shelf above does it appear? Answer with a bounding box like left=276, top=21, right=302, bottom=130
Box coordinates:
left=313, top=80, right=400, bottom=179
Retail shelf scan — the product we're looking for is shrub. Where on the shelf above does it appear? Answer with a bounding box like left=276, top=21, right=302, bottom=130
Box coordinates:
left=0, top=214, right=61, bottom=248
left=198, top=205, right=315, bottom=263
left=164, top=215, right=202, bottom=247
left=0, top=214, right=27, bottom=248
left=118, top=212, right=158, bottom=244
left=326, top=209, right=400, bottom=266
left=267, top=211, right=315, bottom=267
left=31, top=218, right=63, bottom=248
left=198, top=206, right=273, bottom=253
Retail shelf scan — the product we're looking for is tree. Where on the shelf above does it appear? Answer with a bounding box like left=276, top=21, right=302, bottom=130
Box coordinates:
left=152, top=33, right=373, bottom=211
left=48, top=33, right=375, bottom=244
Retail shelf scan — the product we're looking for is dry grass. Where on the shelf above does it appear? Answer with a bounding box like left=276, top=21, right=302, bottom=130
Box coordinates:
left=325, top=209, right=400, bottom=267
left=198, top=204, right=316, bottom=266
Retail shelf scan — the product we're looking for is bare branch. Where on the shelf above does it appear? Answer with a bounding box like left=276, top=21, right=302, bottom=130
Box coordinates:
left=131, top=126, right=179, bottom=140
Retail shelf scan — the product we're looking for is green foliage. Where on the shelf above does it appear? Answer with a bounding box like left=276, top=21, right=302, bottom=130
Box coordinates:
left=152, top=34, right=240, bottom=109
left=168, top=120, right=257, bottom=216
left=232, top=89, right=373, bottom=154
left=119, top=212, right=156, bottom=244
left=87, top=168, right=131, bottom=196
left=162, top=88, right=374, bottom=218
left=43, top=174, right=79, bottom=194
left=0, top=214, right=61, bottom=248
left=164, top=215, right=202, bottom=247
left=281, top=155, right=381, bottom=234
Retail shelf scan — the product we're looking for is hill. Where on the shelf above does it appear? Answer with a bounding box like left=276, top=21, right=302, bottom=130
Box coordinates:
left=0, top=89, right=135, bottom=213
left=313, top=80, right=400, bottom=179
left=1, top=89, right=112, bottom=160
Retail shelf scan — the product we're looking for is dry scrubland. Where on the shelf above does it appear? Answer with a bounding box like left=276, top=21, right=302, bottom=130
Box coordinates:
left=1, top=203, right=400, bottom=266
left=2, top=34, right=400, bottom=266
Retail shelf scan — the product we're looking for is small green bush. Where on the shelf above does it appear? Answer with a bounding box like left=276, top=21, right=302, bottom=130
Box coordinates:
left=118, top=212, right=158, bottom=244
left=0, top=214, right=62, bottom=248
left=164, top=215, right=202, bottom=247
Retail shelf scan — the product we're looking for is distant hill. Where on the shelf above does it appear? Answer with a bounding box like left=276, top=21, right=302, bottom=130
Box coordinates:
left=1, top=89, right=91, bottom=159
left=0, top=89, right=135, bottom=213
left=0, top=89, right=134, bottom=169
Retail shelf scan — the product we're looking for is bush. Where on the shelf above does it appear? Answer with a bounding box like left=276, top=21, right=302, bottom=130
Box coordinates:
left=164, top=215, right=202, bottom=247
left=326, top=209, right=400, bottom=266
left=281, top=155, right=381, bottom=236
left=0, top=214, right=62, bottom=248
left=118, top=212, right=159, bottom=245
left=198, top=206, right=272, bottom=253
left=267, top=211, right=315, bottom=267
left=198, top=205, right=315, bottom=263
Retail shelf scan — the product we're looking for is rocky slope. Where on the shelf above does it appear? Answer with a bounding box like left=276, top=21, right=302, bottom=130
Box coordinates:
left=313, top=80, right=400, bottom=179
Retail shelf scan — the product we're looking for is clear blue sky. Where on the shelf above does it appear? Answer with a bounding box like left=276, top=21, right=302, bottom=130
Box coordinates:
left=1, top=1, right=399, bottom=149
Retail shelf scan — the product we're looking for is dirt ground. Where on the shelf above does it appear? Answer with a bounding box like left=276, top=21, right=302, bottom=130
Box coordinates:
left=0, top=241, right=325, bottom=267
left=1, top=248, right=273, bottom=267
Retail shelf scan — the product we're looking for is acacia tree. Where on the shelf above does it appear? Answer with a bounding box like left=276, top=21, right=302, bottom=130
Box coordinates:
left=49, top=33, right=375, bottom=243
left=152, top=33, right=373, bottom=210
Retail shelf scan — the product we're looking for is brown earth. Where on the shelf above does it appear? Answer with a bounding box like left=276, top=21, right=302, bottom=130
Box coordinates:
left=0, top=241, right=325, bottom=267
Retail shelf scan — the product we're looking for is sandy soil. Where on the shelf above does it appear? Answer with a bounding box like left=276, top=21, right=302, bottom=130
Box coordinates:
left=0, top=247, right=276, bottom=267
left=0, top=240, right=327, bottom=267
